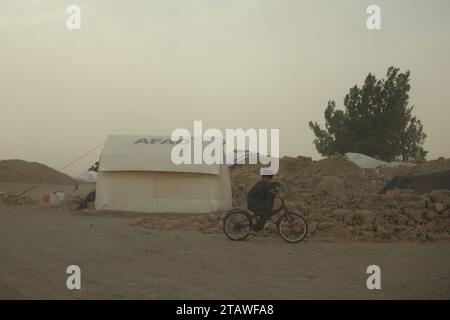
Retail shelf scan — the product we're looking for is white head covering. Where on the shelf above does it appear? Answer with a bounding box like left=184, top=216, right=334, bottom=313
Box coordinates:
left=260, top=167, right=275, bottom=176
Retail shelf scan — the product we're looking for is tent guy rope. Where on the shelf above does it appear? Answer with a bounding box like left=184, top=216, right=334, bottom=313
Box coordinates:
left=16, top=141, right=105, bottom=197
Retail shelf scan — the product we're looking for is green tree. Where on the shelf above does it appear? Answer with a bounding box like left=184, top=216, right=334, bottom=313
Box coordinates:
left=309, top=67, right=427, bottom=161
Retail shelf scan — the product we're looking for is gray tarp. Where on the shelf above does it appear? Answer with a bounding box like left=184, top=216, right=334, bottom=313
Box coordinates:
left=379, top=170, right=450, bottom=194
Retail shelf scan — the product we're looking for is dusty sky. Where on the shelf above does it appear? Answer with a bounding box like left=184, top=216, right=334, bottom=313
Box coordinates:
left=1, top=0, right=449, bottom=176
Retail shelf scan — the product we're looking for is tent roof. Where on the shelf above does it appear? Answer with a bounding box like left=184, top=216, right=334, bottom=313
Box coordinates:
left=99, top=135, right=220, bottom=175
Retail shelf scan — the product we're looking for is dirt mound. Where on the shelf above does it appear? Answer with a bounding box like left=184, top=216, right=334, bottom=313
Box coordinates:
left=230, top=155, right=378, bottom=206
left=0, top=160, right=73, bottom=184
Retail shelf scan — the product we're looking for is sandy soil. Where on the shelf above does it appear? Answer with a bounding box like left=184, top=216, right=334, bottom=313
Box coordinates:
left=1, top=206, right=449, bottom=299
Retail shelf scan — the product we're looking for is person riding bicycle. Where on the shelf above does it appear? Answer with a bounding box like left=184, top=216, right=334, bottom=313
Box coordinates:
left=247, top=168, right=281, bottom=232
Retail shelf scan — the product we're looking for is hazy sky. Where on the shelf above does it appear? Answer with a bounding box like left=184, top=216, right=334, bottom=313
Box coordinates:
left=1, top=0, right=449, bottom=176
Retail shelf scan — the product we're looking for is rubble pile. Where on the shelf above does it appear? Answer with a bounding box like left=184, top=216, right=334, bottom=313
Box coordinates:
left=2, top=155, right=449, bottom=242
left=230, top=155, right=450, bottom=241
left=0, top=192, right=38, bottom=207
left=292, top=189, right=450, bottom=241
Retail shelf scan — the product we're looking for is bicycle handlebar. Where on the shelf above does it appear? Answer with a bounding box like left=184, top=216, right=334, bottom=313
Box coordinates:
left=271, top=185, right=284, bottom=194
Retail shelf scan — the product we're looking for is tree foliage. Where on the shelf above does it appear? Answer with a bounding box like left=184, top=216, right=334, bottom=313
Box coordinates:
left=309, top=67, right=427, bottom=161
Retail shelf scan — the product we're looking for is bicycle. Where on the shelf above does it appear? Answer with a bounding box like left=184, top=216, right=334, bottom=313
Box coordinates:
left=223, top=186, right=308, bottom=243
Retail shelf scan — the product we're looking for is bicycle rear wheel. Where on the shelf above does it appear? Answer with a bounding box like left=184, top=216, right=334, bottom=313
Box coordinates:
left=277, top=211, right=308, bottom=243
left=223, top=209, right=251, bottom=241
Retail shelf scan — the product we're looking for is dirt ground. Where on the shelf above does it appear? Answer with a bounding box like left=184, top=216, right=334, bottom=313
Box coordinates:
left=1, top=206, right=449, bottom=299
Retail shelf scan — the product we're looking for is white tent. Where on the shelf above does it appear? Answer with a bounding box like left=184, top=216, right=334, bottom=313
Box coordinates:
left=95, top=135, right=232, bottom=213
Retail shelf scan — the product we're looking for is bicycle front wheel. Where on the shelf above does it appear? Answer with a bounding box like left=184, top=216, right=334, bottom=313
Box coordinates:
left=223, top=210, right=252, bottom=241
left=278, top=211, right=308, bottom=243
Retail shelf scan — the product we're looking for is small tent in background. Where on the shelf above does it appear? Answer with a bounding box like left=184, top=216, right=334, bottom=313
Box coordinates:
left=95, top=135, right=232, bottom=213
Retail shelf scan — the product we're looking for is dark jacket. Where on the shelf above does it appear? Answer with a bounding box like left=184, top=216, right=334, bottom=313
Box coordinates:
left=247, top=180, right=280, bottom=213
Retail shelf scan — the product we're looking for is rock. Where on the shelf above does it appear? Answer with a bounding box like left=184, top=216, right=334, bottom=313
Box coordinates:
left=360, top=222, right=375, bottom=231
left=425, top=222, right=444, bottom=234
left=316, top=176, right=346, bottom=200
left=402, top=200, right=426, bottom=209
left=264, top=223, right=278, bottom=233
left=428, top=189, right=450, bottom=205
left=343, top=209, right=375, bottom=226
left=425, top=210, right=439, bottom=221
left=430, top=202, right=446, bottom=213
left=439, top=210, right=450, bottom=218
left=405, top=208, right=425, bottom=222
left=374, top=216, right=387, bottom=227
left=385, top=200, right=399, bottom=208
left=354, top=209, right=375, bottom=225
left=393, top=225, right=407, bottom=232
left=343, top=211, right=355, bottom=226
left=332, top=208, right=352, bottom=220
left=317, top=221, right=334, bottom=230
left=309, top=221, right=319, bottom=234
left=375, top=226, right=392, bottom=239
left=397, top=214, right=410, bottom=225
left=310, top=211, right=327, bottom=222
left=384, top=189, right=419, bottom=202
left=294, top=201, right=308, bottom=211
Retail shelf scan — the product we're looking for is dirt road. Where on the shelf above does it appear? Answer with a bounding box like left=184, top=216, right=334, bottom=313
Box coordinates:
left=1, top=206, right=449, bottom=299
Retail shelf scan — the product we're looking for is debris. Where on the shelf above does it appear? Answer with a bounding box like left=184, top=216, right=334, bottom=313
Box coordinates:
left=0, top=192, right=38, bottom=206
left=229, top=155, right=450, bottom=241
